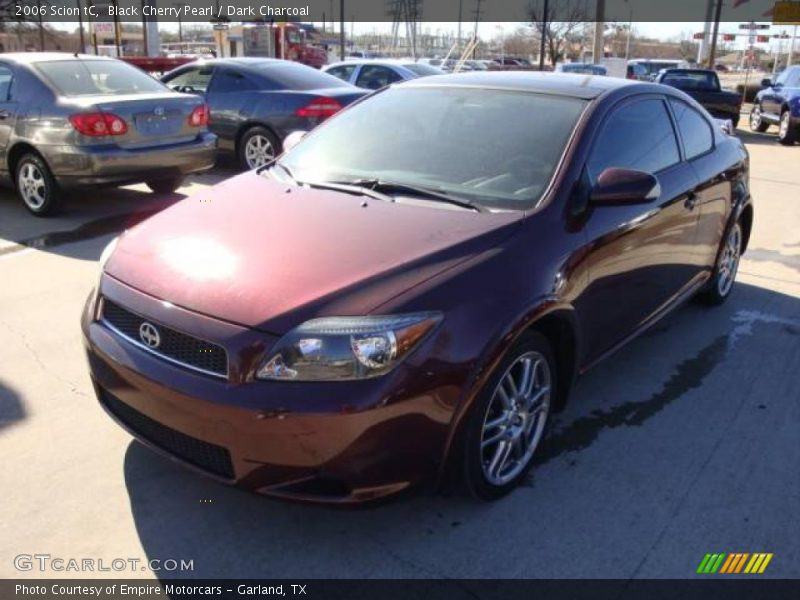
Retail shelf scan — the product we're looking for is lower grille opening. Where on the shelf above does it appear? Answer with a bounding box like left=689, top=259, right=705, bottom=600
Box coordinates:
left=281, top=477, right=352, bottom=499
left=100, top=388, right=235, bottom=480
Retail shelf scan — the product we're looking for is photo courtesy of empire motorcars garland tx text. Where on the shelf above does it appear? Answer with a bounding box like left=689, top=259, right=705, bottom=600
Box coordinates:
left=82, top=71, right=752, bottom=504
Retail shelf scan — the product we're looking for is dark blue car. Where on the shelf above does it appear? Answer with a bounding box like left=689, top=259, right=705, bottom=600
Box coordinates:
left=750, top=65, right=800, bottom=145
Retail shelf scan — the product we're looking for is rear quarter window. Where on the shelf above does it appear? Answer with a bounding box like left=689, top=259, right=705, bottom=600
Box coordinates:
left=258, top=63, right=351, bottom=90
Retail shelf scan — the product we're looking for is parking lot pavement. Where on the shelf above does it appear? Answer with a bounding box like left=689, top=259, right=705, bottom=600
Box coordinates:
left=1, top=138, right=798, bottom=580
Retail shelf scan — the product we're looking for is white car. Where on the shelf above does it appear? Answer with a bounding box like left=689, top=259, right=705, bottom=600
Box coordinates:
left=324, top=59, right=443, bottom=90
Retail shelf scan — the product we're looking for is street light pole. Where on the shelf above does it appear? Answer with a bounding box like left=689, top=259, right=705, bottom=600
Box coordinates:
left=76, top=0, right=86, bottom=53
left=708, top=0, right=723, bottom=69
left=538, top=0, right=548, bottom=70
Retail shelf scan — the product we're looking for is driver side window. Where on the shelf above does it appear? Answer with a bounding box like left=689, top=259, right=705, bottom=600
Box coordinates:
left=588, top=98, right=680, bottom=181
left=165, top=67, right=214, bottom=94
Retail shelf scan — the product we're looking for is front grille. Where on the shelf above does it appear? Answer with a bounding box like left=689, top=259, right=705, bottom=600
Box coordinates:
left=101, top=299, right=228, bottom=378
left=100, top=389, right=235, bottom=480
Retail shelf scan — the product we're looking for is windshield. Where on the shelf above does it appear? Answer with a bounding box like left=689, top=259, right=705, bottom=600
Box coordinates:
left=403, top=63, right=442, bottom=76
left=35, top=60, right=168, bottom=96
left=278, top=86, right=586, bottom=211
left=661, top=70, right=718, bottom=91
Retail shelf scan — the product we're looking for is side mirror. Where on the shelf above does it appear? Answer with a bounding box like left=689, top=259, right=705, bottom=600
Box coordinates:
left=590, top=168, right=660, bottom=206
left=760, top=78, right=772, bottom=88
left=282, top=130, right=307, bottom=153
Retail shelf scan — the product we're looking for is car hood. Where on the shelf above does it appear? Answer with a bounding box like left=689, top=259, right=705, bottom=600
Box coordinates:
left=106, top=172, right=522, bottom=333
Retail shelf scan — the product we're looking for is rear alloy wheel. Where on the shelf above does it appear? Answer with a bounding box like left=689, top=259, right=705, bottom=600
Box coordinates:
left=463, top=331, right=555, bottom=500
left=16, top=153, right=62, bottom=217
left=239, top=126, right=280, bottom=171
left=700, top=221, right=742, bottom=306
left=146, top=176, right=185, bottom=194
left=749, top=105, right=769, bottom=133
left=778, top=110, right=798, bottom=145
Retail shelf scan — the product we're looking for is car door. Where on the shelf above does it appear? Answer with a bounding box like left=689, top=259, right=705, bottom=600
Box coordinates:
left=0, top=62, right=18, bottom=178
left=205, top=67, right=262, bottom=151
left=162, top=65, right=215, bottom=96
left=576, top=95, right=702, bottom=362
left=669, top=98, right=729, bottom=271
left=325, top=64, right=358, bottom=84
left=762, top=68, right=789, bottom=119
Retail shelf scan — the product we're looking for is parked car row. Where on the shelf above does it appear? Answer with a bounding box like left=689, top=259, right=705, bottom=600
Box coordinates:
left=0, top=53, right=368, bottom=215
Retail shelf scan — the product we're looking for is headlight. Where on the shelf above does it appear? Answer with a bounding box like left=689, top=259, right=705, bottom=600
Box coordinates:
left=99, top=236, right=119, bottom=271
left=256, top=313, right=442, bottom=381
left=93, top=236, right=119, bottom=307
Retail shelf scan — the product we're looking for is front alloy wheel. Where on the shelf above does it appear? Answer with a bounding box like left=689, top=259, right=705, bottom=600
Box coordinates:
left=701, top=221, right=742, bottom=305
left=749, top=105, right=769, bottom=133
left=778, top=111, right=798, bottom=145
left=464, top=331, right=555, bottom=500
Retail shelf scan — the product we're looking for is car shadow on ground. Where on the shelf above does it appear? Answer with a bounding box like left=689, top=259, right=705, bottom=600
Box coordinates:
left=736, top=129, right=782, bottom=147
left=0, top=186, right=185, bottom=262
left=0, top=380, right=25, bottom=432
left=122, top=282, right=800, bottom=579
left=0, top=164, right=241, bottom=262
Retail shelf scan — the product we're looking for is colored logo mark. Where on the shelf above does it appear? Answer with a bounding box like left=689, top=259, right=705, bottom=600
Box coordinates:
left=697, top=553, right=773, bottom=574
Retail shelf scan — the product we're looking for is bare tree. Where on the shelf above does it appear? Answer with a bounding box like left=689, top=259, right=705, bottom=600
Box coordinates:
left=528, top=0, right=589, bottom=67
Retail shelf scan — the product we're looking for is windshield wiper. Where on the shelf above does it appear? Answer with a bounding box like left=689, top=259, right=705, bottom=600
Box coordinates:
left=334, top=178, right=486, bottom=213
left=266, top=162, right=297, bottom=184
left=301, top=180, right=394, bottom=203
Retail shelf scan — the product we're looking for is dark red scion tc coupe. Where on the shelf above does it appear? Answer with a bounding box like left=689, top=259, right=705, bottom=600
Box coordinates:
left=82, top=72, right=752, bottom=503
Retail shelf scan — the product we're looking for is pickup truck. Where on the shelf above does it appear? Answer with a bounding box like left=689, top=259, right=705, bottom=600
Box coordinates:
left=654, top=68, right=742, bottom=129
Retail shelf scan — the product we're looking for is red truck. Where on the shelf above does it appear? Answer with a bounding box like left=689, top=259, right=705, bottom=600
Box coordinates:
left=242, top=23, right=327, bottom=69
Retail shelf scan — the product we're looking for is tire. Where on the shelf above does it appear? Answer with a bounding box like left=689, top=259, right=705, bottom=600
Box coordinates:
left=732, top=115, right=740, bottom=130
left=15, top=153, right=62, bottom=217
left=778, top=110, right=798, bottom=146
left=237, top=126, right=280, bottom=171
left=146, top=176, right=185, bottom=194
left=463, top=330, right=556, bottom=500
left=699, top=221, right=742, bottom=306
left=749, top=104, right=769, bottom=133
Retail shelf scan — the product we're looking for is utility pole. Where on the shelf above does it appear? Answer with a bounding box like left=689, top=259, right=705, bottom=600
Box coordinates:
left=339, top=0, right=345, bottom=61
left=708, top=0, right=723, bottom=69
left=539, top=0, right=548, bottom=70
left=37, top=10, right=45, bottom=50
left=593, top=0, right=605, bottom=64
left=76, top=0, right=86, bottom=53
left=698, top=0, right=714, bottom=65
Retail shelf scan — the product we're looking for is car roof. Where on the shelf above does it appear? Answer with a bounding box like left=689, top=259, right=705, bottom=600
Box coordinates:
left=327, top=59, right=415, bottom=68
left=661, top=68, right=714, bottom=75
left=190, top=57, right=291, bottom=68
left=402, top=71, right=638, bottom=99
left=0, top=52, right=115, bottom=65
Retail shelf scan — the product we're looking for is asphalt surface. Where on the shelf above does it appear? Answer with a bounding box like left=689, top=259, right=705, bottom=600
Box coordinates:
left=1, top=131, right=798, bottom=580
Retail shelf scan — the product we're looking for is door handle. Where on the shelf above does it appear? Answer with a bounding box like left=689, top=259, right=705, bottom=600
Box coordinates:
left=0, top=110, right=10, bottom=120
left=684, top=192, right=698, bottom=210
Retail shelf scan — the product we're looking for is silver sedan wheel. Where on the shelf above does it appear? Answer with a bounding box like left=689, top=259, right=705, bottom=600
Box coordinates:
left=717, top=224, right=741, bottom=297
left=481, top=351, right=551, bottom=486
left=18, top=162, right=47, bottom=211
left=244, top=134, right=275, bottom=170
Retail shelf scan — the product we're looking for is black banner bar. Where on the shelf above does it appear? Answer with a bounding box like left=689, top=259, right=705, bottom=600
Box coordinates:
left=3, top=579, right=800, bottom=600
left=1, top=0, right=793, bottom=23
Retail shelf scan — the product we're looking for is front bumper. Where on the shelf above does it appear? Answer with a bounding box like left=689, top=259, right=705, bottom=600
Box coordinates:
left=41, top=133, right=217, bottom=189
left=82, top=275, right=459, bottom=504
